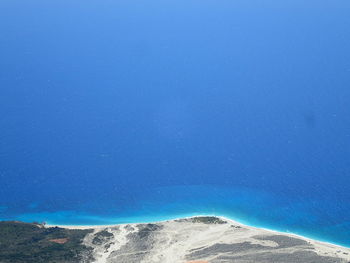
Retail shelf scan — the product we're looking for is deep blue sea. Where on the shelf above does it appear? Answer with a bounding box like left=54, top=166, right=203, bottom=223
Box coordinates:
left=1, top=0, right=350, bottom=247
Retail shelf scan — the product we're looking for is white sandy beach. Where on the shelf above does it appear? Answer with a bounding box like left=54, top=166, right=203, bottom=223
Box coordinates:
left=46, top=216, right=350, bottom=263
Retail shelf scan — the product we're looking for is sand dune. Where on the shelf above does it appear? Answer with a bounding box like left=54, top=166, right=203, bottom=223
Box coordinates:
left=58, top=216, right=350, bottom=263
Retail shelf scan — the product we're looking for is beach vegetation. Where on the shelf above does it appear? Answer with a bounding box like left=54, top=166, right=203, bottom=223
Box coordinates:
left=0, top=221, right=93, bottom=263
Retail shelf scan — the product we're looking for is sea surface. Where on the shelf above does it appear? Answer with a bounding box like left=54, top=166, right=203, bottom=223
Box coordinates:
left=1, top=0, right=350, bottom=247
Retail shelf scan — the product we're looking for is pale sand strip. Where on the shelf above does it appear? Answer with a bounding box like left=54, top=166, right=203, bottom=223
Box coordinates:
left=46, top=215, right=350, bottom=262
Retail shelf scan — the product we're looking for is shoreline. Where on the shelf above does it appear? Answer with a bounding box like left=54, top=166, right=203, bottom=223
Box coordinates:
left=45, top=214, right=350, bottom=250
left=4, top=215, right=350, bottom=262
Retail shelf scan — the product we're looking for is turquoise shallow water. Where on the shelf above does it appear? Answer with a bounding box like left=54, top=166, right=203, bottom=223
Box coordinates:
left=1, top=0, right=350, bottom=248
left=2, top=185, right=350, bottom=247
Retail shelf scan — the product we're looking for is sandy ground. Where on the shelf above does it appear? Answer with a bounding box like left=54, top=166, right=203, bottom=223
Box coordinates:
left=47, top=216, right=350, bottom=263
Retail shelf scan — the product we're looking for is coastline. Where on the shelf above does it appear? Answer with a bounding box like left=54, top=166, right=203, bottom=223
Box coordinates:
left=46, top=214, right=350, bottom=250
left=3, top=215, right=350, bottom=262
